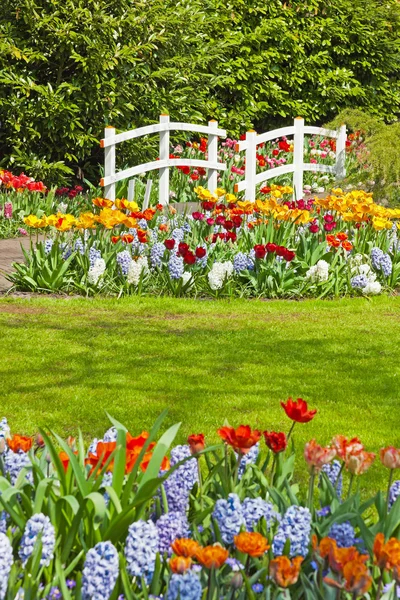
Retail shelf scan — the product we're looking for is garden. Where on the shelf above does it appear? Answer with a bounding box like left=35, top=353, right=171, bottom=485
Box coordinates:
left=1, top=0, right=400, bottom=597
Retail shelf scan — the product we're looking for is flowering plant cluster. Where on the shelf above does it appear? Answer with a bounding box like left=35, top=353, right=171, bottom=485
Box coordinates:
left=9, top=184, right=400, bottom=297
left=0, top=400, right=399, bottom=599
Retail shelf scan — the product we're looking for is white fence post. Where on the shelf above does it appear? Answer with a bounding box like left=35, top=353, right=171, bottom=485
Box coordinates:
left=207, top=120, right=218, bottom=194
left=335, top=123, right=347, bottom=180
left=143, top=179, right=153, bottom=210
left=127, top=179, right=135, bottom=202
left=103, top=126, right=116, bottom=201
left=245, top=130, right=257, bottom=202
left=293, top=117, right=304, bottom=201
left=159, top=114, right=170, bottom=205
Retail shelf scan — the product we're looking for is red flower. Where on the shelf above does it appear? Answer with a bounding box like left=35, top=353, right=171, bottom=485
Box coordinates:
left=279, top=141, right=291, bottom=152
left=232, top=216, right=243, bottom=228
left=264, top=431, right=287, bottom=453
left=226, top=232, right=237, bottom=242
left=190, top=173, right=199, bottom=181
left=266, top=243, right=277, bottom=253
left=192, top=212, right=205, bottom=221
left=218, top=425, right=261, bottom=454
left=309, top=224, right=319, bottom=234
left=206, top=218, right=215, bottom=226
left=275, top=246, right=287, bottom=257
left=195, top=247, right=207, bottom=259
left=281, top=398, right=317, bottom=423
left=111, top=236, right=120, bottom=244
left=188, top=434, right=205, bottom=454
left=202, top=202, right=215, bottom=211
left=254, top=244, right=267, bottom=259
left=283, top=249, right=295, bottom=262
left=272, top=149, right=279, bottom=156
left=178, top=242, right=189, bottom=256
left=179, top=166, right=190, bottom=175
left=197, top=167, right=206, bottom=176
left=260, top=186, right=271, bottom=194
left=324, top=222, right=337, bottom=232
left=164, top=239, right=175, bottom=250
left=224, top=220, right=234, bottom=231
left=216, top=216, right=226, bottom=226
left=184, top=251, right=196, bottom=265
left=324, top=214, right=334, bottom=223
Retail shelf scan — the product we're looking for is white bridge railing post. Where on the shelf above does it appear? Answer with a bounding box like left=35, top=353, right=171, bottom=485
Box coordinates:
left=245, top=130, right=257, bottom=202
left=335, top=123, right=347, bottom=180
left=103, top=126, right=116, bottom=201
left=293, top=117, right=304, bottom=201
left=207, top=120, right=218, bottom=194
left=158, top=114, right=170, bottom=206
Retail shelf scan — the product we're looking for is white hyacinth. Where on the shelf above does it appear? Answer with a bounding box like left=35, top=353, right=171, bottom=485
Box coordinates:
left=0, top=532, right=13, bottom=599
left=88, top=258, right=106, bottom=285
left=305, top=260, right=329, bottom=283
left=208, top=261, right=234, bottom=290
left=127, top=256, right=149, bottom=285
left=363, top=280, right=382, bottom=295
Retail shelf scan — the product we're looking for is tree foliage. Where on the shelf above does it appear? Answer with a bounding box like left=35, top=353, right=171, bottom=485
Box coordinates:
left=1, top=0, right=400, bottom=184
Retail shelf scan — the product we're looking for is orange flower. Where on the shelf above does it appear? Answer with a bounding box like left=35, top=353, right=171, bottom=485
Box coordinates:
left=270, top=556, right=303, bottom=588
left=217, top=425, right=261, bottom=455
left=336, top=232, right=348, bottom=241
left=331, top=238, right=341, bottom=248
left=342, top=241, right=353, bottom=251
left=331, top=435, right=364, bottom=461
left=169, top=556, right=192, bottom=574
left=326, top=234, right=336, bottom=245
left=373, top=533, right=400, bottom=570
left=137, top=229, right=148, bottom=243
left=121, top=234, right=134, bottom=244
left=380, top=447, right=400, bottom=470
left=345, top=450, right=375, bottom=475
left=143, top=208, right=156, bottom=221
left=171, top=538, right=201, bottom=558
left=196, top=544, right=229, bottom=569
left=111, top=236, right=120, bottom=244
left=187, top=434, right=205, bottom=455
left=59, top=451, right=70, bottom=473
left=85, top=441, right=117, bottom=474
left=159, top=223, right=169, bottom=232
left=93, top=197, right=113, bottom=208
left=304, top=439, right=336, bottom=472
left=8, top=435, right=32, bottom=453
left=234, top=532, right=269, bottom=557
left=342, top=561, right=372, bottom=595
left=328, top=544, right=368, bottom=574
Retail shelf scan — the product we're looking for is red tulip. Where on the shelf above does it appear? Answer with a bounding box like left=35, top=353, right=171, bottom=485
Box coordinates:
left=263, top=431, right=287, bottom=453
left=281, top=398, right=317, bottom=423
left=164, top=239, right=175, bottom=250
left=254, top=244, right=266, bottom=259
left=218, top=425, right=261, bottom=455
left=188, top=434, right=205, bottom=454
left=195, top=247, right=207, bottom=259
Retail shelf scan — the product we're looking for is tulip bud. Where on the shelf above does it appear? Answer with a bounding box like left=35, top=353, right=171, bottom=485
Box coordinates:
left=35, top=433, right=45, bottom=448
left=231, top=572, right=243, bottom=589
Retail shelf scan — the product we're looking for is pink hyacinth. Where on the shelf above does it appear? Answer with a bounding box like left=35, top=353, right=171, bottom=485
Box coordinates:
left=3, top=202, right=12, bottom=219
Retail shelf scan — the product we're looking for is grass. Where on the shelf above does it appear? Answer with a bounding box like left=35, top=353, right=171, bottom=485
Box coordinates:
left=0, top=294, right=400, bottom=494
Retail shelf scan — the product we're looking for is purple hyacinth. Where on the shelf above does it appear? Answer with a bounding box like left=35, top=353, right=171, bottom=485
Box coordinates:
left=233, top=252, right=249, bottom=273
left=168, top=254, right=184, bottom=279
left=321, top=460, right=343, bottom=499
left=237, top=443, right=259, bottom=478
left=150, top=242, right=165, bottom=267
left=212, top=493, right=245, bottom=544
left=156, top=512, right=189, bottom=555
left=350, top=274, right=368, bottom=289
left=19, top=513, right=55, bottom=567
left=82, top=541, right=119, bottom=600
left=125, top=519, right=159, bottom=578
left=328, top=522, right=356, bottom=548
left=272, top=506, right=312, bottom=557
left=389, top=480, right=400, bottom=510
left=167, top=572, right=202, bottom=600
left=161, top=445, right=198, bottom=513
left=116, top=250, right=132, bottom=275
left=242, top=497, right=280, bottom=532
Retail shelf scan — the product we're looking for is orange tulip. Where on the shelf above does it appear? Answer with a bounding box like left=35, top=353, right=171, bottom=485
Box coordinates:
left=328, top=544, right=368, bottom=574
left=93, top=197, right=113, bottom=208
left=380, top=447, right=400, bottom=470
left=234, top=532, right=269, bottom=557
left=8, top=435, right=33, bottom=453
left=121, top=234, right=134, bottom=244
left=59, top=451, right=70, bottom=473
left=196, top=544, right=229, bottom=569
left=217, top=425, right=261, bottom=455
left=270, top=556, right=303, bottom=588
left=337, top=232, right=348, bottom=241
left=342, top=561, right=372, bottom=595
left=373, top=533, right=400, bottom=570
left=345, top=450, right=375, bottom=475
left=304, top=439, right=336, bottom=472
left=171, top=538, right=201, bottom=558
left=169, top=556, right=192, bottom=574
left=342, top=241, right=353, bottom=251
left=332, top=435, right=363, bottom=461
left=85, top=441, right=117, bottom=474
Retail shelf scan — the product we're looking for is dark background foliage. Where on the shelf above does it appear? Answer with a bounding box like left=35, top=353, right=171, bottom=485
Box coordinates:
left=1, top=0, right=400, bottom=184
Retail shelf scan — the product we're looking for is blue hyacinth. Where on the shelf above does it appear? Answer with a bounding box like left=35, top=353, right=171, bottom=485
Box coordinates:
left=82, top=541, right=119, bottom=600
left=4, top=450, right=31, bottom=485
left=237, top=443, right=259, bottom=478
left=0, top=513, right=7, bottom=535
left=116, top=250, right=132, bottom=275
left=389, top=480, right=400, bottom=509
left=74, top=238, right=85, bottom=255
left=103, top=426, right=118, bottom=442
left=233, top=252, right=249, bottom=273
left=242, top=497, right=280, bottom=532
left=138, top=218, right=148, bottom=230
left=167, top=572, right=202, bottom=600
left=380, top=253, right=393, bottom=277
left=89, top=247, right=101, bottom=267
left=371, top=247, right=384, bottom=270
left=212, top=493, right=246, bottom=544
left=150, top=242, right=165, bottom=267
left=161, top=445, right=198, bottom=513
left=350, top=274, right=368, bottom=289
left=0, top=533, right=13, bottom=600
left=328, top=522, right=356, bottom=548
left=19, top=513, right=56, bottom=567
left=125, top=520, right=159, bottom=579
left=60, top=242, right=72, bottom=260
left=168, top=254, right=184, bottom=279
left=171, top=228, right=185, bottom=242
left=272, top=506, right=312, bottom=557
left=156, top=511, right=189, bottom=555
left=321, top=460, right=343, bottom=499
left=44, top=239, right=54, bottom=254
left=370, top=247, right=392, bottom=276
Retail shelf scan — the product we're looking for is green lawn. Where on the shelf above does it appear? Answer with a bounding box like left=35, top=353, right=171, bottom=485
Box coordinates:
left=1, top=294, right=400, bottom=493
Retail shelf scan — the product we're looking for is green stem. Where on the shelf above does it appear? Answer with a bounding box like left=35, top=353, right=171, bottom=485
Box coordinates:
left=387, top=469, right=394, bottom=513
left=376, top=572, right=383, bottom=600
left=233, top=452, right=242, bottom=488
left=347, top=474, right=355, bottom=499
left=270, top=453, right=277, bottom=487
left=197, top=457, right=203, bottom=511
left=286, top=421, right=296, bottom=442
left=334, top=462, right=345, bottom=492
left=206, top=567, right=214, bottom=600
left=307, top=467, right=316, bottom=510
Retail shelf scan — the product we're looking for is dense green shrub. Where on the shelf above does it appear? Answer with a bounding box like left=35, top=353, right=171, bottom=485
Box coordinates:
left=1, top=0, right=400, bottom=184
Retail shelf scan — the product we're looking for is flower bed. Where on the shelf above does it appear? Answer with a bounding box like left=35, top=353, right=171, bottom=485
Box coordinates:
left=8, top=186, right=400, bottom=297
left=0, top=399, right=399, bottom=599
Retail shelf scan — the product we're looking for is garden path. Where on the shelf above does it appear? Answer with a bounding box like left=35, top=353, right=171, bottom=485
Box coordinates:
left=0, top=237, right=31, bottom=291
